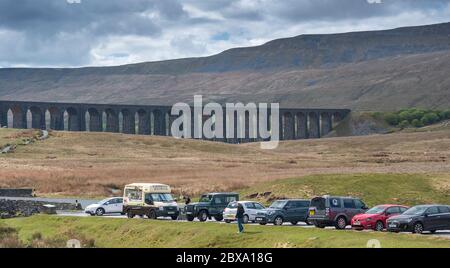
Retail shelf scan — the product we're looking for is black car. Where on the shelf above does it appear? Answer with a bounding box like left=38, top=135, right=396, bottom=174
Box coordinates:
left=184, top=193, right=239, bottom=222
left=255, top=199, right=311, bottom=226
left=387, top=205, right=450, bottom=234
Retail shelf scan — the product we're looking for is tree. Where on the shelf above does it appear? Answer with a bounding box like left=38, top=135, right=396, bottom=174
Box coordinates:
left=411, top=119, right=423, bottom=128
left=384, top=113, right=400, bottom=126
left=421, top=113, right=439, bottom=126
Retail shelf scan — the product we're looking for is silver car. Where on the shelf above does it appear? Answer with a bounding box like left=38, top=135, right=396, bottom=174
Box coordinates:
left=85, top=197, right=124, bottom=216
left=223, top=201, right=266, bottom=224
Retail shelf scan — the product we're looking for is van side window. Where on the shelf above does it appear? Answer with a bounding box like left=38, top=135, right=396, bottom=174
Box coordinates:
left=245, top=203, right=255, bottom=209
left=386, top=207, right=400, bottom=215
left=354, top=199, right=365, bottom=209
left=330, top=198, right=341, bottom=208
left=214, top=197, right=224, bottom=204
left=125, top=189, right=142, bottom=202
left=399, top=207, right=408, bottom=213
left=426, top=207, right=439, bottom=215
left=299, top=201, right=310, bottom=207
left=343, top=199, right=356, bottom=209
left=439, top=206, right=450, bottom=213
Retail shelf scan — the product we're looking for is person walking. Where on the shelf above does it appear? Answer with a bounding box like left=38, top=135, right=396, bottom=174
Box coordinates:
left=236, top=203, right=245, bottom=234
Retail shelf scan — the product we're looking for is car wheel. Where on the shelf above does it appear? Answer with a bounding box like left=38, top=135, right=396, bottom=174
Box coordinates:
left=171, top=215, right=178, bottom=220
left=225, top=220, right=232, bottom=223
left=198, top=210, right=208, bottom=222
left=214, top=215, right=223, bottom=222
left=187, top=215, right=195, bottom=222
left=274, top=216, right=283, bottom=226
left=259, top=222, right=267, bottom=226
left=147, top=210, right=157, bottom=220
left=314, top=223, right=326, bottom=228
left=120, top=212, right=126, bottom=216
left=413, top=222, right=424, bottom=234
left=305, top=218, right=313, bottom=225
left=375, top=221, right=384, bottom=232
left=291, top=221, right=298, bottom=225
left=95, top=208, right=105, bottom=216
left=335, top=216, right=347, bottom=230
left=243, top=215, right=249, bottom=224
left=126, top=211, right=134, bottom=219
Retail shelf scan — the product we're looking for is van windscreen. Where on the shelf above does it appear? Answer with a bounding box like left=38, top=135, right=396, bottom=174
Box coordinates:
left=310, top=197, right=326, bottom=210
left=146, top=193, right=174, bottom=202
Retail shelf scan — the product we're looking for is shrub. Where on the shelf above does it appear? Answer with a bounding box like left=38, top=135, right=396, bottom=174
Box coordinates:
left=421, top=113, right=439, bottom=125
left=398, top=120, right=409, bottom=129
left=411, top=119, right=424, bottom=128
left=384, top=113, right=400, bottom=125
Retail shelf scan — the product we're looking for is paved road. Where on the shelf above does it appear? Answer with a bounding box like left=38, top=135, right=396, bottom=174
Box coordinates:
left=1, top=196, right=99, bottom=209
left=57, top=211, right=450, bottom=239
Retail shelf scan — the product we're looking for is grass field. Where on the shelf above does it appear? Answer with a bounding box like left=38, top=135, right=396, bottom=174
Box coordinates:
left=1, top=126, right=450, bottom=198
left=1, top=215, right=450, bottom=248
left=239, top=173, right=450, bottom=207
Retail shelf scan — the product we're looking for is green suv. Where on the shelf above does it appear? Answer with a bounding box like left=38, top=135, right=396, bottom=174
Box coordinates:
left=185, top=193, right=239, bottom=222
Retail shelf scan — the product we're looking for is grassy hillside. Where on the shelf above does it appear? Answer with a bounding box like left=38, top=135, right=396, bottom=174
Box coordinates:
left=2, top=216, right=450, bottom=248
left=1, top=127, right=450, bottom=198
left=239, top=174, right=450, bottom=207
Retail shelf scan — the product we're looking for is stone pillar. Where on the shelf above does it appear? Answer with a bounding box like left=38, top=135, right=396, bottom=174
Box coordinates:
left=321, top=112, right=333, bottom=137
left=89, top=110, right=103, bottom=132
left=13, top=107, right=27, bottom=129
left=122, top=110, right=135, bottom=134
left=31, top=109, right=45, bottom=130
left=283, top=112, right=295, bottom=140
left=106, top=110, right=119, bottom=133
left=138, top=110, right=150, bottom=135
left=308, top=112, right=320, bottom=139
left=0, top=104, right=8, bottom=128
left=295, top=112, right=308, bottom=139
left=50, top=110, right=64, bottom=130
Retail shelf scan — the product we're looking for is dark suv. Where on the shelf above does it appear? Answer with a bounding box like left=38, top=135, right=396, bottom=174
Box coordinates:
left=308, top=195, right=368, bottom=229
left=387, top=205, right=450, bottom=234
left=185, top=193, right=239, bottom=222
left=255, top=199, right=311, bottom=226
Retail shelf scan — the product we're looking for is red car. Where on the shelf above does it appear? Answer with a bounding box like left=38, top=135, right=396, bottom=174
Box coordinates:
left=351, top=204, right=409, bottom=231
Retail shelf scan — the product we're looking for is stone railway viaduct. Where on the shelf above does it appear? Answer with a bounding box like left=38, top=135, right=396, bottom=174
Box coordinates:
left=0, top=100, right=350, bottom=142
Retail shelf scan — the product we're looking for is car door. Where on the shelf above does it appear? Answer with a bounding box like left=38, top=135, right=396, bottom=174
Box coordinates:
left=424, top=206, right=441, bottom=230
left=343, top=199, right=358, bottom=221
left=438, top=206, right=450, bottom=230
left=211, top=196, right=225, bottom=216
left=298, top=201, right=310, bottom=221
left=112, top=198, right=123, bottom=213
left=283, top=201, right=296, bottom=221
left=384, top=206, right=401, bottom=225
left=103, top=199, right=114, bottom=213
left=244, top=203, right=256, bottom=220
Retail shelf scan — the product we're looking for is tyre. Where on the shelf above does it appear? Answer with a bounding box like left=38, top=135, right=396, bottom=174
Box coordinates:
left=259, top=222, right=267, bottom=226
left=291, top=221, right=298, bottom=225
left=413, top=222, right=424, bottom=234
left=147, top=210, right=157, bottom=220
left=89, top=213, right=95, bottom=216
left=375, top=221, right=384, bottom=232
left=225, top=220, right=232, bottom=224
left=120, top=212, right=126, bottom=216
left=214, top=215, right=223, bottom=222
left=171, top=215, right=178, bottom=220
left=126, top=211, right=134, bottom=219
left=95, top=208, right=105, bottom=216
left=243, top=215, right=249, bottom=224
left=198, top=210, right=208, bottom=222
left=335, top=216, right=347, bottom=230
left=430, top=230, right=436, bottom=234
left=314, top=223, right=326, bottom=228
left=274, top=216, right=283, bottom=226
left=187, top=215, right=195, bottom=222
left=305, top=218, right=313, bottom=226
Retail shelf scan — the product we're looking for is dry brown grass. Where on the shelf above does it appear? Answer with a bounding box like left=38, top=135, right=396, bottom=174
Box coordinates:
left=0, top=128, right=450, bottom=198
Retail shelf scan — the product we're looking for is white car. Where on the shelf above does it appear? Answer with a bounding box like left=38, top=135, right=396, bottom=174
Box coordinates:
left=223, top=201, right=266, bottom=224
left=85, top=197, right=124, bottom=216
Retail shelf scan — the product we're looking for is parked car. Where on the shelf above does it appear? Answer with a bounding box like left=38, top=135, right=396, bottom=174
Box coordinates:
left=308, top=195, right=368, bottom=229
left=255, top=199, right=311, bottom=226
left=351, top=204, right=409, bottom=231
left=123, top=183, right=179, bottom=220
left=85, top=197, right=124, bottom=216
left=387, top=205, right=450, bottom=234
left=223, top=201, right=266, bottom=224
left=185, top=193, right=239, bottom=222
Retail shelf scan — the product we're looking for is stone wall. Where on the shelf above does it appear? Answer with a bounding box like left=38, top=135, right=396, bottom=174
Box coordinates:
left=0, top=199, right=80, bottom=218
left=0, top=188, right=34, bottom=197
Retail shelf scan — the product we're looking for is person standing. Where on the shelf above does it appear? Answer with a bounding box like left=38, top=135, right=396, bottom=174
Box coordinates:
left=236, top=203, right=245, bottom=233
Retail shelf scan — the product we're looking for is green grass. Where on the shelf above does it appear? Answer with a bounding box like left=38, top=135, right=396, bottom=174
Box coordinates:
left=239, top=174, right=450, bottom=207
left=2, top=215, right=450, bottom=248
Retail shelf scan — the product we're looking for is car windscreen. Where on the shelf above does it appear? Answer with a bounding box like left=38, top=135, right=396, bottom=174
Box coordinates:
left=269, top=201, right=287, bottom=209
left=365, top=206, right=387, bottom=214
left=310, top=197, right=326, bottom=210
left=146, top=193, right=174, bottom=202
left=403, top=206, right=428, bottom=215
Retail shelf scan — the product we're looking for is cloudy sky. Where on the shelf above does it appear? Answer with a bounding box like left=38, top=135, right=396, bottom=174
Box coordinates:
left=1, top=0, right=450, bottom=68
